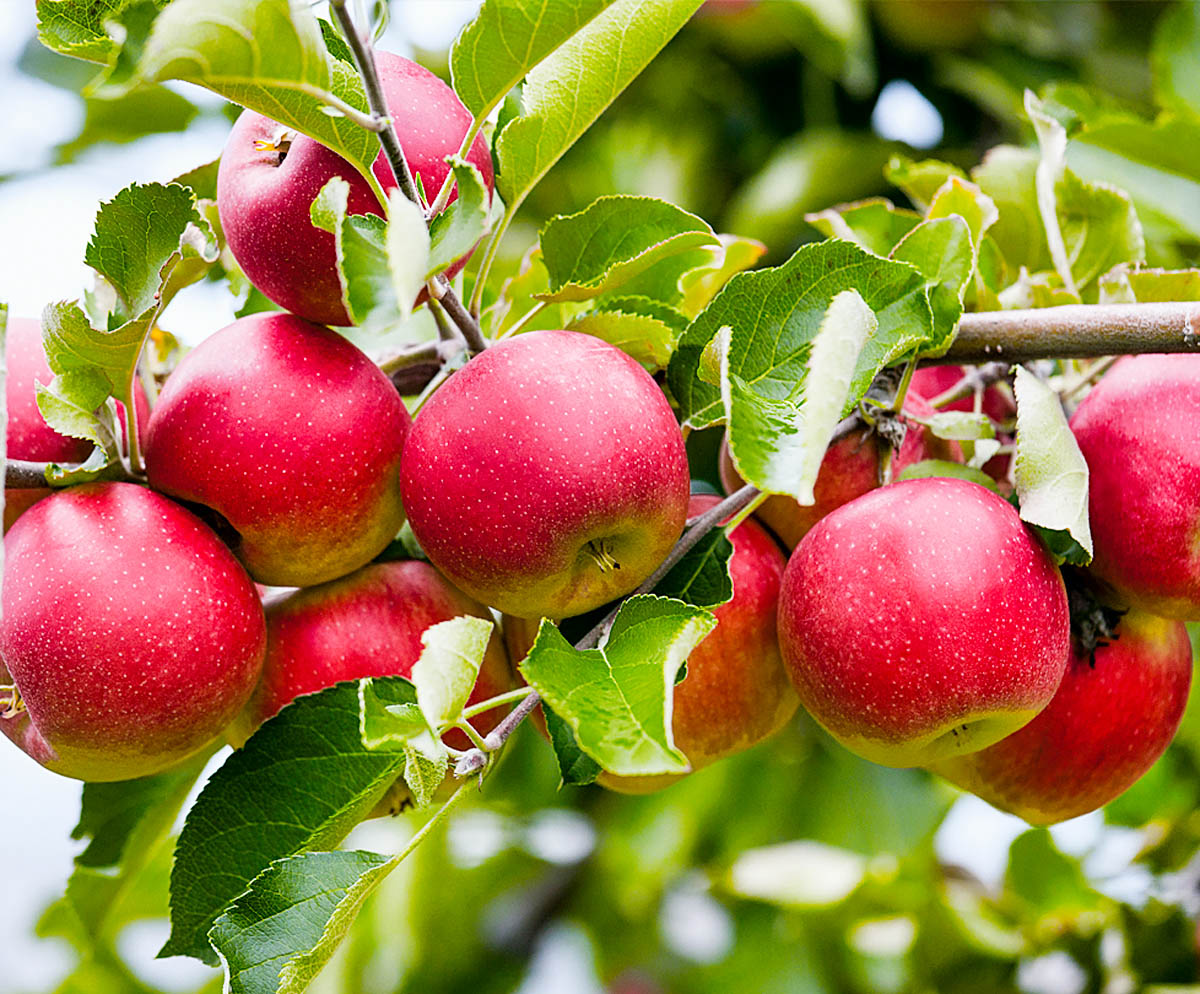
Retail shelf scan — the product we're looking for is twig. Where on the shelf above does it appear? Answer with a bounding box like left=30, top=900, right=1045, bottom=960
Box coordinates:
left=926, top=361, right=1010, bottom=409
left=329, top=0, right=488, bottom=356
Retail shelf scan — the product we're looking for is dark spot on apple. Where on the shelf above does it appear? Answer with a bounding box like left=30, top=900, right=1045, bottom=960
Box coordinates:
left=173, top=498, right=243, bottom=555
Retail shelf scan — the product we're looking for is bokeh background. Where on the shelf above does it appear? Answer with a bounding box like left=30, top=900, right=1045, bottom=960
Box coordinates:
left=3, top=2, right=1200, bottom=992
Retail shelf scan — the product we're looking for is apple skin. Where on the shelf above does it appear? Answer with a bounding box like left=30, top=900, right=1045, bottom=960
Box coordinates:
left=144, top=313, right=410, bottom=588
left=718, top=391, right=956, bottom=550
left=5, top=316, right=149, bottom=530
left=930, top=609, right=1192, bottom=824
left=217, top=52, right=494, bottom=327
left=502, top=494, right=797, bottom=791
left=228, top=560, right=513, bottom=751
left=1069, top=355, right=1200, bottom=619
left=400, top=329, right=691, bottom=620
left=0, top=482, right=266, bottom=782
left=778, top=477, right=1070, bottom=768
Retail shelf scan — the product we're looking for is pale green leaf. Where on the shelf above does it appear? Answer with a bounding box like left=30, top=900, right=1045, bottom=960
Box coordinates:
left=519, top=595, right=716, bottom=777
left=885, top=155, right=967, bottom=212
left=928, top=411, right=996, bottom=442
left=1098, top=265, right=1200, bottom=304
left=427, top=157, right=491, bottom=278
left=566, top=306, right=679, bottom=371
left=890, top=215, right=974, bottom=351
left=678, top=234, right=767, bottom=319
left=805, top=198, right=921, bottom=256
left=413, top=616, right=494, bottom=731
left=310, top=177, right=397, bottom=326
left=1012, top=366, right=1092, bottom=560
left=386, top=191, right=432, bottom=321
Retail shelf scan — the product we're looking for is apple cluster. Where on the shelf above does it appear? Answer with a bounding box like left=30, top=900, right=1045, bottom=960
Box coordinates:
left=1, top=50, right=1193, bottom=833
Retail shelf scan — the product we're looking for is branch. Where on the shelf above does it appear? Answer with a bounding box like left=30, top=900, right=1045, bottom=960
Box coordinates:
left=941, top=302, right=1200, bottom=364
left=329, top=0, right=489, bottom=357
left=6, top=460, right=53, bottom=489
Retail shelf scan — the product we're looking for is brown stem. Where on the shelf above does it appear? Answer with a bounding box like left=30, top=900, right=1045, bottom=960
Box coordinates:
left=940, top=302, right=1200, bottom=364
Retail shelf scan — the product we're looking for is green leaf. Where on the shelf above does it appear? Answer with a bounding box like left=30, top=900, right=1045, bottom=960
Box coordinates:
left=85, top=181, right=211, bottom=321
left=972, top=145, right=1051, bottom=277
left=357, top=679, right=446, bottom=809
left=927, top=411, right=996, bottom=442
left=1012, top=366, right=1092, bottom=562
left=651, top=529, right=733, bottom=610
left=161, top=679, right=412, bottom=964
left=210, top=850, right=394, bottom=994
left=889, top=215, right=974, bottom=351
left=543, top=704, right=602, bottom=787
left=537, top=196, right=719, bottom=303
left=668, top=238, right=931, bottom=432
left=1098, top=264, right=1200, bottom=304
left=678, top=234, right=767, bottom=319
left=1152, top=1, right=1200, bottom=116
left=427, top=157, right=491, bottom=278
left=927, top=176, right=999, bottom=249
left=1005, top=829, right=1109, bottom=922
left=450, top=0, right=614, bottom=120
left=519, top=595, right=716, bottom=777
left=896, top=459, right=1000, bottom=492
left=413, top=616, right=494, bottom=732
left=724, top=290, right=878, bottom=504
left=36, top=0, right=163, bottom=64
left=35, top=362, right=115, bottom=450
left=133, top=0, right=381, bottom=195
left=494, top=0, right=704, bottom=216
left=885, top=155, right=967, bottom=213
left=566, top=304, right=680, bottom=371
left=41, top=755, right=207, bottom=949
left=805, top=198, right=922, bottom=257
left=386, top=191, right=433, bottom=322
left=310, top=177, right=395, bottom=326
left=56, top=85, right=198, bottom=164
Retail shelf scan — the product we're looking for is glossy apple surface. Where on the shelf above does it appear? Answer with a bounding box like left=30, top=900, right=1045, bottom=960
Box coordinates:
left=931, top=608, right=1192, bottom=824
left=144, top=313, right=410, bottom=587
left=778, top=477, right=1070, bottom=767
left=1070, top=354, right=1200, bottom=619
left=229, top=560, right=513, bottom=750
left=718, top=391, right=955, bottom=549
left=5, top=316, right=149, bottom=530
left=400, top=330, right=691, bottom=619
left=217, top=52, right=494, bottom=327
left=0, top=482, right=266, bottom=781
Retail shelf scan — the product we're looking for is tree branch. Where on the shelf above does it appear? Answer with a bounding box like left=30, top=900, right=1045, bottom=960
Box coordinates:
left=941, top=302, right=1200, bottom=364
left=6, top=460, right=53, bottom=489
left=329, top=0, right=489, bottom=357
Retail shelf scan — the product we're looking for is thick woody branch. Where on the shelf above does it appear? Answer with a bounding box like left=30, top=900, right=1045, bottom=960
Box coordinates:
left=940, top=302, right=1200, bottom=365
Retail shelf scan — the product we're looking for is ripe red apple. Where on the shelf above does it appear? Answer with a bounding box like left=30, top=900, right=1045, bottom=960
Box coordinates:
left=217, top=52, right=494, bottom=327
left=718, top=391, right=956, bottom=550
left=1070, top=354, right=1200, bottom=619
left=930, top=608, right=1192, bottom=824
left=144, top=312, right=410, bottom=587
left=5, top=316, right=149, bottom=530
left=0, top=482, right=266, bottom=782
left=778, top=477, right=1070, bottom=768
left=400, top=329, right=691, bottom=619
left=229, top=560, right=513, bottom=750
left=507, top=494, right=797, bottom=792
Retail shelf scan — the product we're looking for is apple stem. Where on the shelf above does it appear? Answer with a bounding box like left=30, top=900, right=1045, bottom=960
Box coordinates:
left=330, top=0, right=489, bottom=357
left=927, top=361, right=1011, bottom=409
left=461, top=687, right=537, bottom=721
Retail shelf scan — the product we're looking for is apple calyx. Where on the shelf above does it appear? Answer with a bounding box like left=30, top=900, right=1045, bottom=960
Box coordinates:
left=253, top=129, right=293, bottom=164
left=586, top=539, right=622, bottom=573
left=0, top=684, right=25, bottom=720
left=1064, top=571, right=1127, bottom=666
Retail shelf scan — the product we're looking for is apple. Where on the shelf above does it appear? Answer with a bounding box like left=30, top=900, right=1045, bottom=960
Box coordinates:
left=1069, top=354, right=1200, bottom=619
left=507, top=494, right=797, bottom=793
left=0, top=482, right=266, bottom=782
left=229, top=559, right=512, bottom=750
left=910, top=364, right=1014, bottom=483
left=5, top=316, right=149, bottom=530
left=930, top=607, right=1193, bottom=824
left=718, top=390, right=957, bottom=549
left=778, top=477, right=1070, bottom=768
left=144, top=312, right=410, bottom=588
left=217, top=51, right=494, bottom=327
left=400, top=329, right=691, bottom=619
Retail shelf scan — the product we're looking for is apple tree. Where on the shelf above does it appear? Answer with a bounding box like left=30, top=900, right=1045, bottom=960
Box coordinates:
left=4, top=1, right=1200, bottom=992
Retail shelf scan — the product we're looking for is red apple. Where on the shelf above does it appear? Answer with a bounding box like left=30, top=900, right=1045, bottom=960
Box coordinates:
left=229, top=560, right=513, bottom=750
left=0, top=482, right=266, bottom=782
left=5, top=316, right=149, bottom=530
left=930, top=608, right=1192, bottom=824
left=217, top=52, right=494, bottom=327
left=503, top=494, right=797, bottom=793
left=1070, top=354, right=1200, bottom=619
left=400, top=329, right=691, bottom=619
left=144, top=313, right=410, bottom=588
left=718, top=391, right=956, bottom=549
left=778, top=477, right=1070, bottom=767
